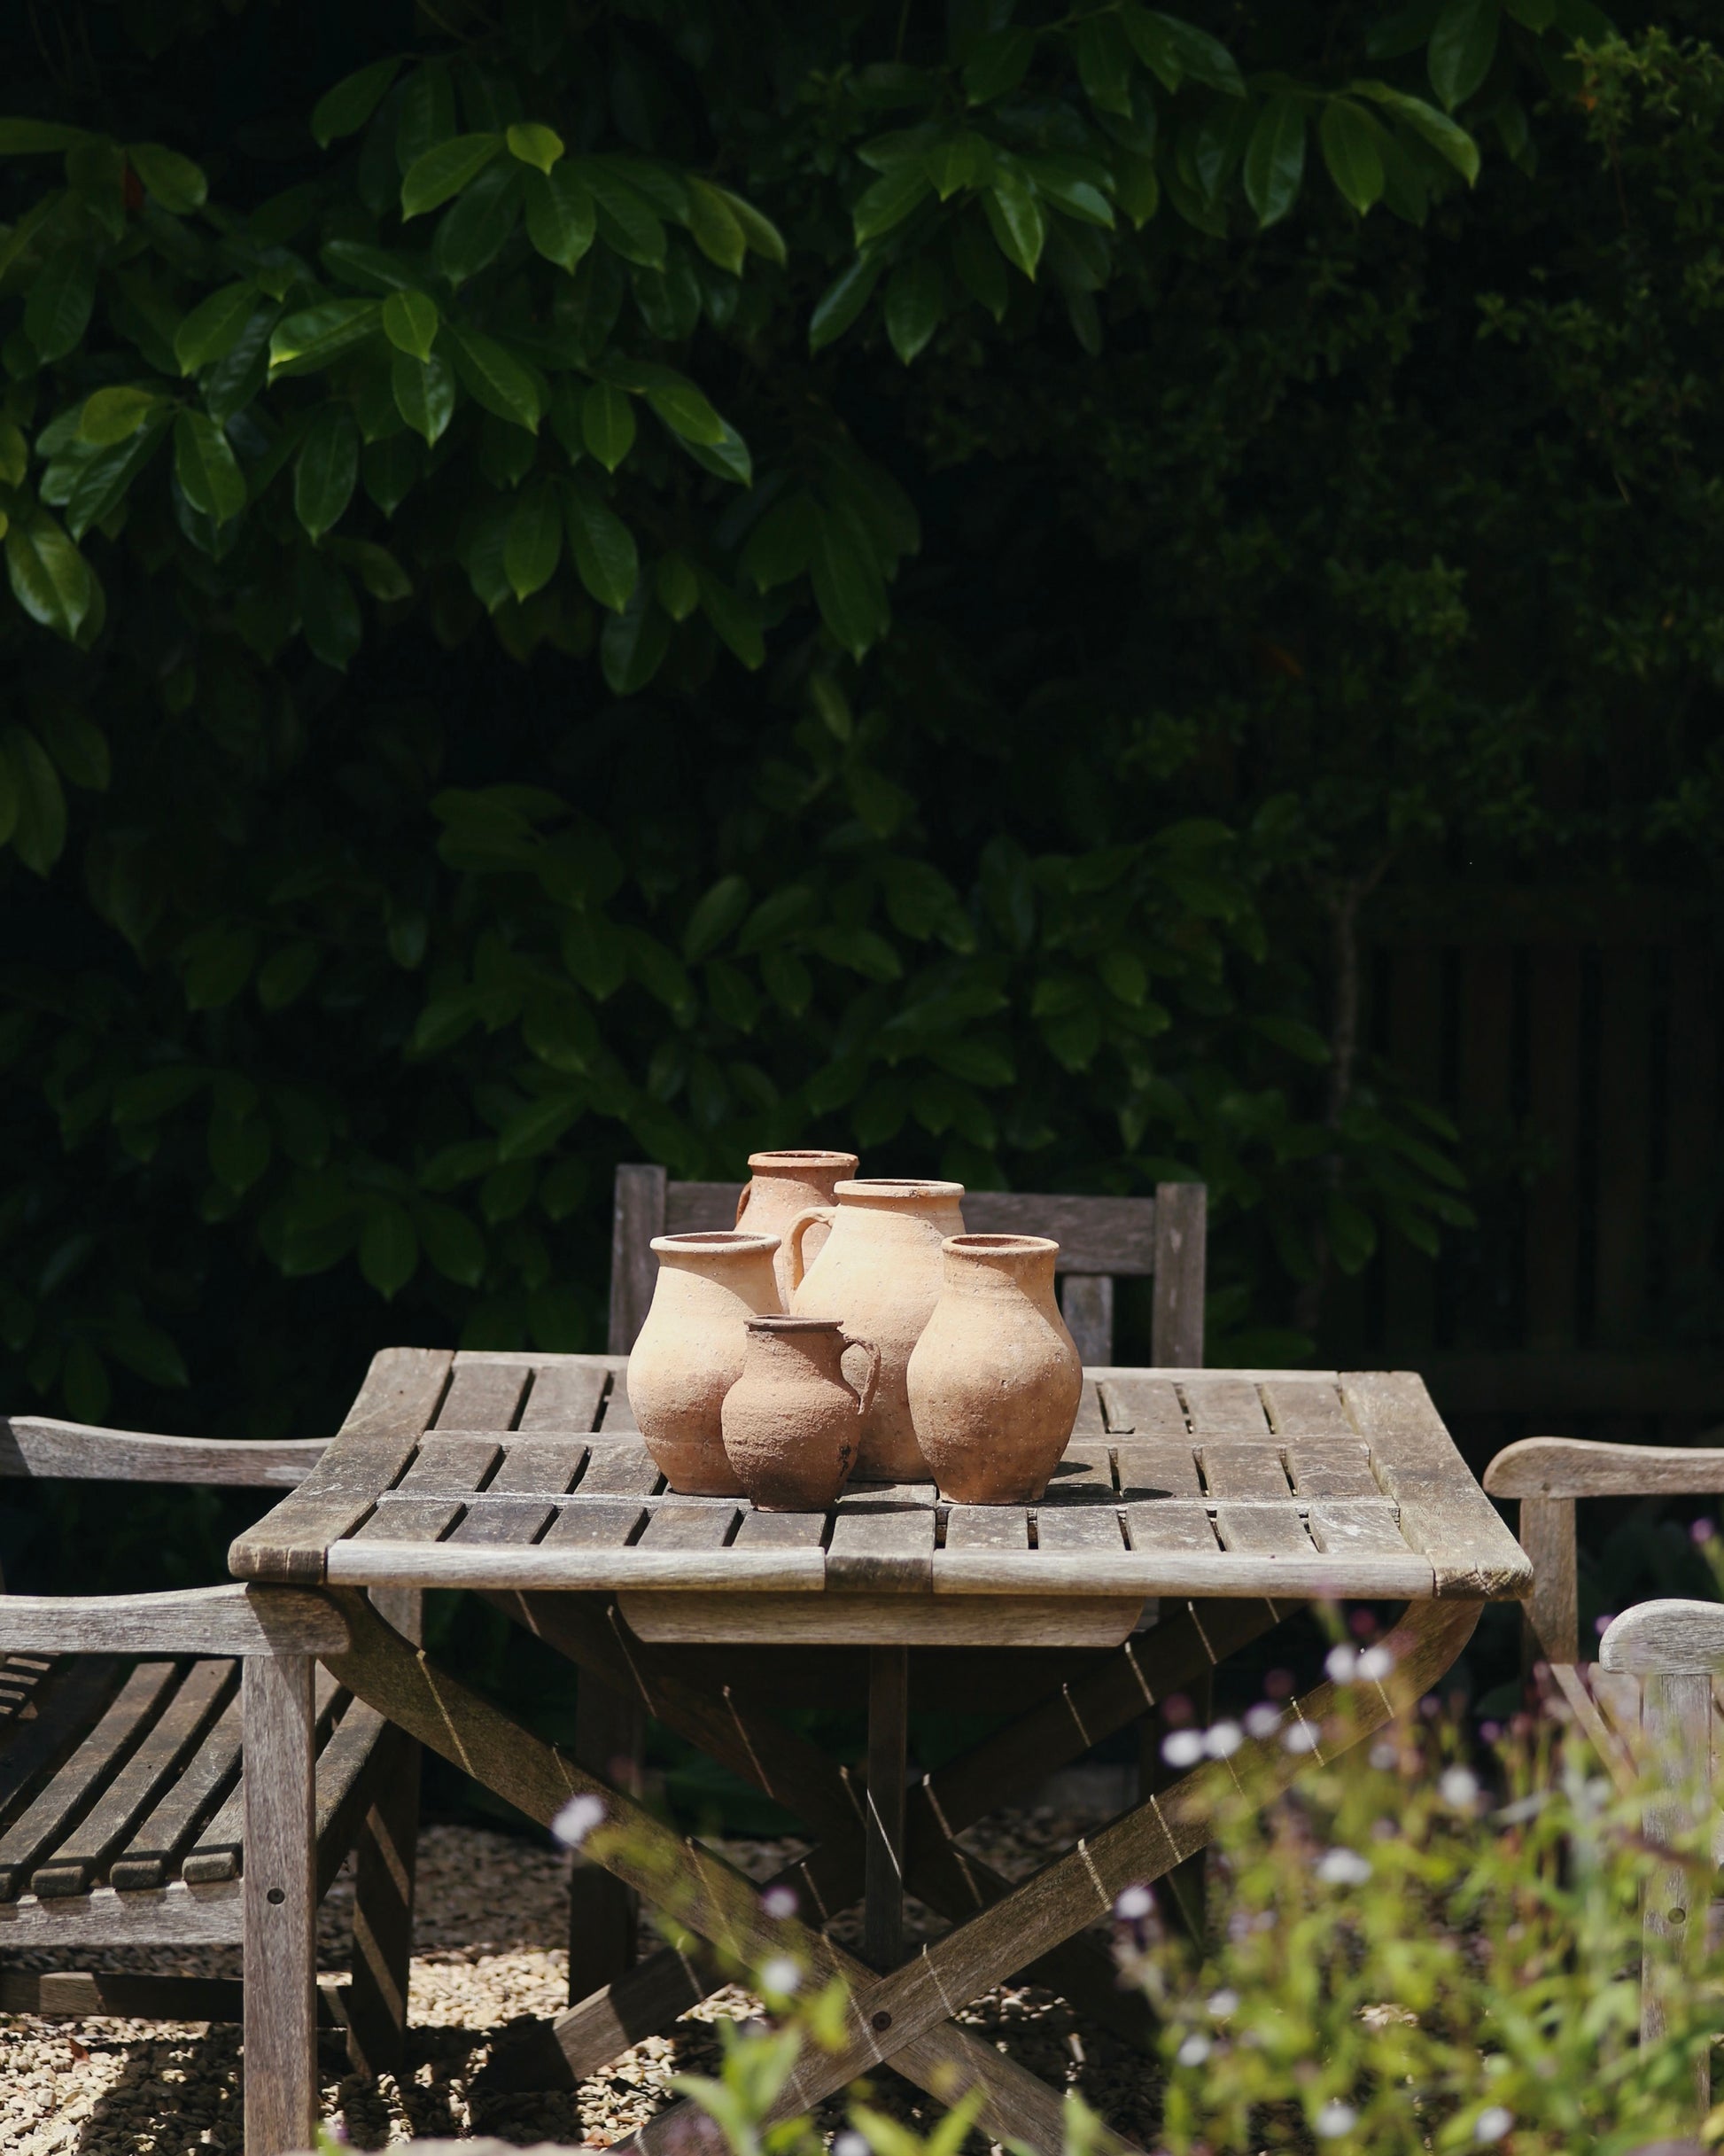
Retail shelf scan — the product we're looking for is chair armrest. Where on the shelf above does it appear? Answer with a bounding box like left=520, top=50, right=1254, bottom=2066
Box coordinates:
left=1599, top=1599, right=1724, bottom=1676
left=0, top=1418, right=328, bottom=1488
left=0, top=1584, right=348, bottom=1656
left=1484, top=1436, right=1724, bottom=1500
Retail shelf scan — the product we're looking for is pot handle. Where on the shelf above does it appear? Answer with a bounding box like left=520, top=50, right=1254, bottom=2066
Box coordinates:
left=840, top=1334, right=881, bottom=1424
left=734, top=1179, right=752, bottom=1227
left=784, top=1205, right=835, bottom=1295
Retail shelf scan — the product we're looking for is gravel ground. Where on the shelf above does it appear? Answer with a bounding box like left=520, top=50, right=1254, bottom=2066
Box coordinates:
left=0, top=1799, right=1161, bottom=2154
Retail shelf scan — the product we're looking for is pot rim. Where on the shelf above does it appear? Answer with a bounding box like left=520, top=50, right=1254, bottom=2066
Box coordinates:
left=833, top=1177, right=966, bottom=1202
left=942, top=1232, right=1060, bottom=1258
left=746, top=1148, right=860, bottom=1170
left=745, top=1313, right=845, bottom=1333
left=650, top=1230, right=781, bottom=1257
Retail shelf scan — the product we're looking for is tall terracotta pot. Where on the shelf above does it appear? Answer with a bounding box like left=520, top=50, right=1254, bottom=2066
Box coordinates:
left=786, top=1178, right=966, bottom=1482
left=734, top=1149, right=858, bottom=1305
left=626, top=1231, right=781, bottom=1495
left=905, top=1234, right=1083, bottom=1504
left=721, top=1316, right=881, bottom=1512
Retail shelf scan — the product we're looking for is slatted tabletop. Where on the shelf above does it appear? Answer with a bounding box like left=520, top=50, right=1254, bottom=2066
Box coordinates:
left=229, top=1353, right=1531, bottom=1609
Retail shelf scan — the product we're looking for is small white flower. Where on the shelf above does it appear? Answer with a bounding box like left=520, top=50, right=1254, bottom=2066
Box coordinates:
left=1245, top=1702, right=1280, bottom=1739
left=1315, top=2100, right=1358, bottom=2138
left=1207, top=1989, right=1239, bottom=2018
left=1439, top=1765, right=1481, bottom=1810
left=1356, top=1644, right=1395, bottom=1682
left=1114, top=1883, right=1154, bottom=1921
left=1162, top=1729, right=1206, bottom=1769
left=1205, top=1719, right=1244, bottom=1759
left=758, top=1955, right=801, bottom=1996
left=833, top=2134, right=870, bottom=2156
left=553, top=1793, right=606, bottom=1849
left=760, top=1884, right=798, bottom=1919
left=1369, top=1740, right=1398, bottom=1770
left=1325, top=1645, right=1360, bottom=1683
left=1177, top=2033, right=1212, bottom=2067
left=1283, top=1720, right=1322, bottom=1755
left=1474, top=2105, right=1513, bottom=2144
left=1317, top=1847, right=1373, bottom=1886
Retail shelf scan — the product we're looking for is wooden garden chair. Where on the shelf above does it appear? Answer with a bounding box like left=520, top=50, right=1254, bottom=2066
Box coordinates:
left=1484, top=1436, right=1724, bottom=1780
left=569, top=1164, right=1208, bottom=1999
left=0, top=1380, right=423, bottom=2156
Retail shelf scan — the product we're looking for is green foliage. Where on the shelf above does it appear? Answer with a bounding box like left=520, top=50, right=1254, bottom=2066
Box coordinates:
left=0, top=4, right=1718, bottom=1436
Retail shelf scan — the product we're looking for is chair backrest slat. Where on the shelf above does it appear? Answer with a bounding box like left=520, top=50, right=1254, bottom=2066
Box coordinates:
left=608, top=1164, right=1208, bottom=1368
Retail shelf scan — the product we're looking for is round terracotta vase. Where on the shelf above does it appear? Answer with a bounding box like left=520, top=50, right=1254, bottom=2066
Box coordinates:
left=627, top=1231, right=782, bottom=1495
left=721, top=1316, right=881, bottom=1512
left=905, top=1234, right=1083, bottom=1504
left=787, top=1178, right=966, bottom=1482
left=734, top=1149, right=859, bottom=1305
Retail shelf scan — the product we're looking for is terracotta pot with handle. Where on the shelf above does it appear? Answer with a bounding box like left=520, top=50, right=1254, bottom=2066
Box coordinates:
left=734, top=1149, right=858, bottom=1305
left=721, top=1316, right=881, bottom=1511
left=626, top=1231, right=782, bottom=1495
left=786, top=1178, right=966, bottom=1482
left=906, top=1234, right=1083, bottom=1504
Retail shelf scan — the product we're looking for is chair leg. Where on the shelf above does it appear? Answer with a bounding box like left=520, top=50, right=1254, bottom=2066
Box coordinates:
left=864, top=1646, right=909, bottom=1971
left=569, top=1684, right=644, bottom=2002
left=1141, top=1670, right=1210, bottom=1945
left=1641, top=1670, right=1712, bottom=2119
left=346, top=1727, right=420, bottom=2077
left=244, top=1652, right=318, bottom=2156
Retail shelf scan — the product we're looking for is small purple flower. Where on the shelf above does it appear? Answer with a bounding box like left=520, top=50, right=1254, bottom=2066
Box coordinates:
left=1356, top=1644, right=1395, bottom=1682
left=1325, top=1645, right=1359, bottom=1683
left=760, top=1884, right=798, bottom=1919
left=1694, top=1518, right=1717, bottom=1545
left=1283, top=1720, right=1322, bottom=1755
left=1316, top=1848, right=1372, bottom=1886
left=1439, top=1765, right=1480, bottom=1810
left=1115, top=1883, right=1154, bottom=1922
left=1162, top=1729, right=1206, bottom=1769
left=1204, top=1719, right=1244, bottom=1759
left=553, top=1793, right=607, bottom=1849
left=833, top=2134, right=870, bottom=2156
left=1245, top=1702, right=1281, bottom=1740
left=1315, top=2101, right=1358, bottom=2138
left=1474, top=2105, right=1513, bottom=2144
left=1177, top=2033, right=1212, bottom=2066
left=757, top=1955, right=801, bottom=1996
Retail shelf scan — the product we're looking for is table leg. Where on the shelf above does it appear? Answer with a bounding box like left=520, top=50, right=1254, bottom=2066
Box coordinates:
left=571, top=1682, right=644, bottom=2001
left=865, top=1646, right=908, bottom=1969
left=243, top=1652, right=318, bottom=2156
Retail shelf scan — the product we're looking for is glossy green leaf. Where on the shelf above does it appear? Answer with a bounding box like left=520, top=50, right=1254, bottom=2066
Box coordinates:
left=810, top=507, right=887, bottom=658
left=683, top=875, right=751, bottom=961
left=6, top=511, right=95, bottom=640
left=686, top=175, right=746, bottom=273
left=809, top=256, right=883, bottom=353
left=523, top=164, right=596, bottom=271
left=311, top=56, right=403, bottom=147
left=1320, top=100, right=1386, bottom=214
left=601, top=583, right=672, bottom=693
left=391, top=349, right=454, bottom=445
left=506, top=121, right=564, bottom=174
left=1359, top=85, right=1482, bottom=182
left=400, top=132, right=502, bottom=219
left=1125, top=9, right=1246, bottom=96
left=1244, top=96, right=1308, bottom=226
left=418, top=1201, right=485, bottom=1285
left=382, top=288, right=439, bottom=362
left=698, top=573, right=765, bottom=667
left=504, top=482, right=563, bottom=600
left=579, top=164, right=666, bottom=266
left=984, top=172, right=1044, bottom=277
left=25, top=245, right=95, bottom=363
left=268, top=300, right=382, bottom=377
left=174, top=281, right=258, bottom=374
left=359, top=1203, right=418, bottom=1297
left=1076, top=15, right=1135, bottom=117
left=707, top=182, right=785, bottom=266
left=1428, top=0, right=1500, bottom=109
left=639, top=370, right=726, bottom=447
left=852, top=164, right=930, bottom=245
left=445, top=323, right=540, bottom=432
left=65, top=416, right=166, bottom=540
left=563, top=479, right=638, bottom=612
left=173, top=409, right=246, bottom=523
left=883, top=251, right=943, bottom=363
left=964, top=26, right=1037, bottom=105
left=0, top=120, right=93, bottom=153
left=293, top=402, right=359, bottom=541
left=128, top=143, right=207, bottom=214
left=78, top=385, right=164, bottom=447
left=432, top=160, right=521, bottom=284
left=656, top=552, right=700, bottom=620
left=0, top=421, right=24, bottom=487
left=581, top=380, right=635, bottom=471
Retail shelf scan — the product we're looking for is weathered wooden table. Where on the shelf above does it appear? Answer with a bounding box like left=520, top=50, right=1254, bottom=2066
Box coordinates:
left=229, top=1350, right=1530, bottom=2154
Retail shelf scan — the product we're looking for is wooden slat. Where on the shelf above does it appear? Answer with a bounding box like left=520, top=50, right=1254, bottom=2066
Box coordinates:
left=732, top=1511, right=827, bottom=1551
left=620, top=1590, right=1140, bottom=1647
left=1517, top=1494, right=1578, bottom=1666
left=1200, top=1444, right=1291, bottom=1499
left=1035, top=1508, right=1125, bottom=1553
left=32, top=1659, right=236, bottom=1897
left=0, top=1658, right=122, bottom=1822
left=353, top=1498, right=462, bottom=1543
left=1180, top=1379, right=1270, bottom=1436
left=517, top=1361, right=610, bottom=1434
left=837, top=1481, right=935, bottom=1508
left=229, top=1347, right=453, bottom=1584
left=1284, top=1441, right=1379, bottom=1498
left=1060, top=1277, right=1114, bottom=1367
left=1346, top=1371, right=1532, bottom=1598
left=962, top=1191, right=1157, bottom=1274
left=0, top=1585, right=346, bottom=1658
left=449, top=1498, right=555, bottom=1545
left=662, top=1179, right=747, bottom=1234
left=0, top=1661, right=180, bottom=1898
left=540, top=1500, right=648, bottom=1547
left=865, top=1646, right=908, bottom=1968
left=243, top=1653, right=318, bottom=2156
left=944, top=1508, right=1029, bottom=1553
left=0, top=1420, right=328, bottom=1489
left=1151, top=1181, right=1207, bottom=1368
left=1099, top=1378, right=1187, bottom=1440
left=636, top=1504, right=736, bottom=1552
left=1069, top=1378, right=1106, bottom=1437
left=110, top=1683, right=244, bottom=1891
left=1040, top=1444, right=1114, bottom=1503
left=609, top=1164, right=668, bottom=1353
left=395, top=1434, right=501, bottom=1495
left=183, top=1669, right=342, bottom=1887
left=434, top=1362, right=531, bottom=1431
left=1307, top=1499, right=1409, bottom=1556
left=597, top=1382, right=642, bottom=1436
left=1211, top=1503, right=1314, bottom=1556
left=1123, top=1503, right=1220, bottom=1556
left=1114, top=1443, right=1202, bottom=1498
left=575, top=1442, right=660, bottom=1497
left=1262, top=1382, right=1356, bottom=1440
left=489, top=1439, right=587, bottom=1495
left=827, top=1507, right=935, bottom=1591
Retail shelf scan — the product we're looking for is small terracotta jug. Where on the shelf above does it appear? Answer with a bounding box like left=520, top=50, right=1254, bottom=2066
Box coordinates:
left=734, top=1149, right=858, bottom=1304
left=786, top=1178, right=967, bottom=1482
left=626, top=1231, right=782, bottom=1495
left=905, top=1234, right=1083, bottom=1504
left=721, top=1316, right=881, bottom=1511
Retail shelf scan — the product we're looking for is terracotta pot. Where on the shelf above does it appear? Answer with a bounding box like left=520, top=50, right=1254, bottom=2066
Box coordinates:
left=906, top=1234, right=1083, bottom=1504
left=786, top=1178, right=967, bottom=1482
left=734, top=1148, right=859, bottom=1304
left=626, top=1231, right=782, bottom=1495
left=721, top=1316, right=881, bottom=1511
